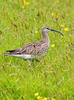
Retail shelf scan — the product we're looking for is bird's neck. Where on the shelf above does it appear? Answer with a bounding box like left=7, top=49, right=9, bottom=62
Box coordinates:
left=42, top=31, right=50, bottom=45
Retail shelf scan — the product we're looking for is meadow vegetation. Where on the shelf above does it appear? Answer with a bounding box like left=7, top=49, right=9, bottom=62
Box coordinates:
left=0, top=0, right=73, bottom=100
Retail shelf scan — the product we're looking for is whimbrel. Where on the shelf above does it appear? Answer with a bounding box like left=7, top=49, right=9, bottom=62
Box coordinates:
left=5, top=26, right=63, bottom=62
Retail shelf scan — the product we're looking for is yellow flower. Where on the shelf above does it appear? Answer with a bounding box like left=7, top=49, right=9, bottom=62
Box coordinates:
left=60, top=24, right=64, bottom=27
left=22, top=0, right=30, bottom=8
left=24, top=0, right=30, bottom=5
left=37, top=96, right=41, bottom=99
left=51, top=44, right=55, bottom=48
left=24, top=0, right=26, bottom=4
left=43, top=97, right=48, bottom=100
left=51, top=12, right=54, bottom=17
left=52, top=98, right=55, bottom=100
left=64, top=28, right=69, bottom=31
left=22, top=5, right=25, bottom=8
left=34, top=93, right=39, bottom=97
left=26, top=2, right=30, bottom=5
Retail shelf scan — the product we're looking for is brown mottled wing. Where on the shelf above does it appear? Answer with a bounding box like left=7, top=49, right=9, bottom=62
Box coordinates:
left=15, top=40, right=49, bottom=56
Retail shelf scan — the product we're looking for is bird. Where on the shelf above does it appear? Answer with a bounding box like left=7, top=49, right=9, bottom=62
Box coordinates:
left=5, top=26, right=64, bottom=62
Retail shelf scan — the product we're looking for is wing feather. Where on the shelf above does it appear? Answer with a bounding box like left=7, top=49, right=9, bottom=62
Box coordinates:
left=6, top=40, right=49, bottom=57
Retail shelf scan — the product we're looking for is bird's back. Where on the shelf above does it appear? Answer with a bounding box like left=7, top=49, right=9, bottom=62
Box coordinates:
left=6, top=40, right=49, bottom=58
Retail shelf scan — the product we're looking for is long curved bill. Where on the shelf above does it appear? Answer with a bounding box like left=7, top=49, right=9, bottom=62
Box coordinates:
left=50, top=29, right=64, bottom=36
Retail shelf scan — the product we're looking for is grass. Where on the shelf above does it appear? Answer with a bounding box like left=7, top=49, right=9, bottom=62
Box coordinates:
left=0, top=0, right=73, bottom=100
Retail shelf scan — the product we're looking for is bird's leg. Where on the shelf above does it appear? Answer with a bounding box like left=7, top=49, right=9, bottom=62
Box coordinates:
left=35, top=59, right=40, bottom=62
left=23, top=58, right=34, bottom=62
left=23, top=59, right=27, bottom=61
left=23, top=58, right=40, bottom=62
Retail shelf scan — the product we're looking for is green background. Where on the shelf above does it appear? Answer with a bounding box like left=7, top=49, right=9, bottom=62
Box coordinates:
left=0, top=0, right=73, bottom=100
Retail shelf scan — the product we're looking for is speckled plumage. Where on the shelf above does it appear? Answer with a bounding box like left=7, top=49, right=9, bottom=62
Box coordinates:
left=5, top=26, right=63, bottom=61
left=7, top=40, right=49, bottom=56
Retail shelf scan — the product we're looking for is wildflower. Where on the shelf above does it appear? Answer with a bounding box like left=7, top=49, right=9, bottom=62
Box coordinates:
left=22, top=5, right=25, bottom=8
left=52, top=98, right=56, bottom=100
left=43, top=97, right=48, bottom=100
left=25, top=2, right=30, bottom=5
left=37, top=96, right=41, bottom=99
left=64, top=27, right=69, bottom=31
left=60, top=24, right=64, bottom=27
left=51, top=12, right=54, bottom=17
left=24, top=0, right=30, bottom=5
left=22, top=0, right=30, bottom=8
left=34, top=93, right=39, bottom=97
left=51, top=44, right=55, bottom=48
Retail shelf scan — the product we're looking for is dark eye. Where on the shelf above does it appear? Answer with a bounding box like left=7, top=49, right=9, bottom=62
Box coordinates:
left=47, top=28, right=49, bottom=29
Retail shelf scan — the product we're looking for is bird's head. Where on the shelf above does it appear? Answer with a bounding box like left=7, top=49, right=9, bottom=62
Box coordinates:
left=42, top=26, right=64, bottom=36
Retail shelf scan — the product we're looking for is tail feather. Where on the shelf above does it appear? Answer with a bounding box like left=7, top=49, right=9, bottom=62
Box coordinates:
left=6, top=50, right=16, bottom=53
left=5, top=50, right=16, bottom=56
